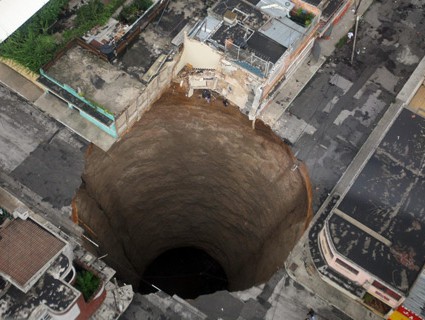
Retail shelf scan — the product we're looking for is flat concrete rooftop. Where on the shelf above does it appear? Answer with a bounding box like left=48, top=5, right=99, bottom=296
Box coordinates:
left=247, top=31, right=287, bottom=63
left=117, top=0, right=211, bottom=78
left=46, top=45, right=146, bottom=116
left=328, top=108, right=425, bottom=293
left=259, top=17, right=305, bottom=49
left=211, top=22, right=254, bottom=47
left=199, top=0, right=314, bottom=72
left=212, top=0, right=270, bottom=29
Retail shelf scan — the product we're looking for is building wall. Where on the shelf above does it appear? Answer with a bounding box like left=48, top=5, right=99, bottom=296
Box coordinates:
left=291, top=0, right=322, bottom=16
left=115, top=57, right=179, bottom=136
left=178, top=36, right=263, bottom=112
left=261, top=23, right=319, bottom=99
left=178, top=30, right=318, bottom=117
left=75, top=286, right=107, bottom=320
left=319, top=228, right=404, bottom=309
left=389, top=306, right=424, bottom=320
left=330, top=0, right=353, bottom=27
left=216, top=60, right=260, bottom=108
left=175, top=36, right=222, bottom=73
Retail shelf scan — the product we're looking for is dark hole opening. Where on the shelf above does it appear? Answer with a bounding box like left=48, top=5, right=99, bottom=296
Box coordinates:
left=139, top=247, right=229, bottom=299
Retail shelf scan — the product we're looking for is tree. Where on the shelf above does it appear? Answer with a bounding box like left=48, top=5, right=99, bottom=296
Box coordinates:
left=75, top=270, right=101, bottom=301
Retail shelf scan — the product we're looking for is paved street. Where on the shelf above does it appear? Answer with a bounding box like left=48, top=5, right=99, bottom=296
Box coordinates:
left=278, top=0, right=425, bottom=319
left=0, top=0, right=424, bottom=319
left=264, top=0, right=425, bottom=211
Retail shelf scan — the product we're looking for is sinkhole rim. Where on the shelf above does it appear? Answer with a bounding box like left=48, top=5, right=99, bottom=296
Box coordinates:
left=75, top=89, right=313, bottom=299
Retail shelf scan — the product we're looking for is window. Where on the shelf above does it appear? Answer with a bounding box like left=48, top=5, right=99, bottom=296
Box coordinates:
left=38, top=313, right=52, bottom=320
left=320, top=231, right=334, bottom=259
left=324, top=235, right=334, bottom=259
left=372, top=280, right=402, bottom=301
left=335, top=258, right=359, bottom=275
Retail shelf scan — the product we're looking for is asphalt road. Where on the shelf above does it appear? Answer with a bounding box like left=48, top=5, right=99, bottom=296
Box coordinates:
left=277, top=0, right=425, bottom=212
left=1, top=0, right=424, bottom=319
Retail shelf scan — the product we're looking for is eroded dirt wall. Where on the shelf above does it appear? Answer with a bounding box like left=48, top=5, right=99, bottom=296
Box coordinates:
left=74, top=87, right=311, bottom=292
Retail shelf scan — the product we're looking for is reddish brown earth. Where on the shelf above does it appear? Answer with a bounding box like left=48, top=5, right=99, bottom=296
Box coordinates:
left=74, top=87, right=312, bottom=293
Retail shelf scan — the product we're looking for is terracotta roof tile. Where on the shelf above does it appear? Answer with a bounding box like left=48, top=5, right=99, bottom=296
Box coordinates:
left=0, top=219, right=66, bottom=289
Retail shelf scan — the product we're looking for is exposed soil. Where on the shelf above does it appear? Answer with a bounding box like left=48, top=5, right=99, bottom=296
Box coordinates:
left=74, top=86, right=312, bottom=297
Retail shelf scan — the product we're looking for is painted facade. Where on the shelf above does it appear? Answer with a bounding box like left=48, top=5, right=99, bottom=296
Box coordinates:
left=318, top=228, right=404, bottom=310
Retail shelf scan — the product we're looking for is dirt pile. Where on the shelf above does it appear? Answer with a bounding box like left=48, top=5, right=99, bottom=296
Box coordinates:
left=74, top=89, right=312, bottom=297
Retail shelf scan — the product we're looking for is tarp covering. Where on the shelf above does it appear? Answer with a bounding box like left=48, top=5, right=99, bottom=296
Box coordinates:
left=0, top=0, right=50, bottom=42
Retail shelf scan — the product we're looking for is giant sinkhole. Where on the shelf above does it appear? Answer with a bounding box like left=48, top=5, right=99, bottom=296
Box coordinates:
left=74, top=88, right=312, bottom=299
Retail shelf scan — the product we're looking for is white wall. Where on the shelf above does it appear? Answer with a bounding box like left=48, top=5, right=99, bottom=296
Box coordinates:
left=319, top=228, right=403, bottom=309
left=0, top=0, right=50, bottom=42
left=175, top=35, right=222, bottom=75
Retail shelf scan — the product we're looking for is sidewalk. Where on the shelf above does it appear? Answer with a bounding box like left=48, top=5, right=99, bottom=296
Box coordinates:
left=0, top=62, right=116, bottom=152
left=285, top=56, right=425, bottom=320
left=261, top=1, right=384, bottom=319
left=260, top=0, right=374, bottom=127
left=0, top=62, right=43, bottom=102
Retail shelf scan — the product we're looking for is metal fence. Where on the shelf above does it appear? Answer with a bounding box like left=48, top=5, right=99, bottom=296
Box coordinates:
left=223, top=40, right=273, bottom=78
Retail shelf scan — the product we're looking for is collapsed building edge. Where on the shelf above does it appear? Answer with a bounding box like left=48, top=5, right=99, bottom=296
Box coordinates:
left=36, top=0, right=354, bottom=139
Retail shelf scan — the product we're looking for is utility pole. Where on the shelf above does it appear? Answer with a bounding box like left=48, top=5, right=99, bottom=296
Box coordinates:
left=350, top=0, right=363, bottom=65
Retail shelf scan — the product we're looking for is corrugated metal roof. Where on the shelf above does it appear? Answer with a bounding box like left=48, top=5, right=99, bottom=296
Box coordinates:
left=191, top=16, right=222, bottom=42
left=403, top=267, right=425, bottom=319
left=0, top=0, right=50, bottom=42
left=256, top=0, right=295, bottom=18
left=259, top=18, right=304, bottom=49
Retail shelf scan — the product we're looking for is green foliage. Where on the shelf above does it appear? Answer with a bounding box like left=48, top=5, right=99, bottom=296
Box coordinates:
left=70, top=0, right=125, bottom=38
left=363, top=292, right=375, bottom=304
left=290, top=8, right=315, bottom=27
left=74, top=270, right=100, bottom=301
left=31, top=0, right=69, bottom=32
left=66, top=0, right=125, bottom=38
left=0, top=207, right=13, bottom=224
left=119, top=0, right=153, bottom=24
left=0, top=0, right=125, bottom=72
left=119, top=5, right=139, bottom=24
left=0, top=0, right=68, bottom=71
left=86, top=97, right=114, bottom=116
left=335, top=34, right=348, bottom=48
left=74, top=0, right=106, bottom=27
